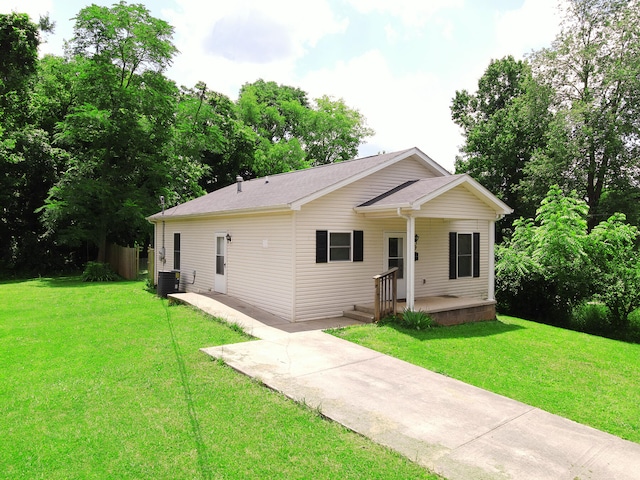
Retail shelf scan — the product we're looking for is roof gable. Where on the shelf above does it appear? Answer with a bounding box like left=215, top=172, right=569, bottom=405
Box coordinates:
left=148, top=147, right=449, bottom=220
left=355, top=174, right=512, bottom=216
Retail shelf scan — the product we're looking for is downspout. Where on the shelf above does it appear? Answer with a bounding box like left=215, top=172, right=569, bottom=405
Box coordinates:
left=488, top=214, right=505, bottom=301
left=396, top=208, right=415, bottom=310
left=488, top=219, right=495, bottom=301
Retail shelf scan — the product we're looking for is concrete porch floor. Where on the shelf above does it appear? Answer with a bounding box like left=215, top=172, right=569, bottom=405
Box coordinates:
left=399, top=295, right=496, bottom=314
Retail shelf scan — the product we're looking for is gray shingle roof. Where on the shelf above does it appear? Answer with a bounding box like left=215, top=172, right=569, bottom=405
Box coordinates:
left=148, top=147, right=443, bottom=220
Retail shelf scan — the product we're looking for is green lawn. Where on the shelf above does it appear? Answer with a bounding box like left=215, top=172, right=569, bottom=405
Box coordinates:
left=330, top=316, right=640, bottom=444
left=0, top=278, right=438, bottom=479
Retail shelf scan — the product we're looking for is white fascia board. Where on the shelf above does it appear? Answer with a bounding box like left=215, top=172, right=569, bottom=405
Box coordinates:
left=148, top=204, right=292, bottom=222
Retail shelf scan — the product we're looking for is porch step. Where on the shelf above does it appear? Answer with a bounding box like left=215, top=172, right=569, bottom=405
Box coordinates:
left=343, top=306, right=375, bottom=323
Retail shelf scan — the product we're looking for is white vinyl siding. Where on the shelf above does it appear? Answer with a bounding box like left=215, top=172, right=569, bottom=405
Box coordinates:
left=154, top=212, right=295, bottom=321
left=294, top=157, right=433, bottom=321
left=416, top=184, right=499, bottom=220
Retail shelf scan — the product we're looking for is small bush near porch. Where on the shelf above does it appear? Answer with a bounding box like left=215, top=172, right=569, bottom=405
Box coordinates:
left=0, top=278, right=438, bottom=480
left=330, top=316, right=640, bottom=445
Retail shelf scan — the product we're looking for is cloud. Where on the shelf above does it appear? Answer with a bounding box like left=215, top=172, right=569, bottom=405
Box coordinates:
left=299, top=50, right=461, bottom=170
left=347, top=0, right=463, bottom=27
left=163, top=0, right=347, bottom=93
left=205, top=10, right=293, bottom=63
left=493, top=0, right=562, bottom=59
left=0, top=0, right=53, bottom=20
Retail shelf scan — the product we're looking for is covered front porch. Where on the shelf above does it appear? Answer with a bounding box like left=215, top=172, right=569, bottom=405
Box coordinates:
left=353, top=174, right=512, bottom=323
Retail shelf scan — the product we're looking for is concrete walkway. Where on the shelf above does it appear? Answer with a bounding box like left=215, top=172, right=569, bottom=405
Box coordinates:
left=170, top=292, right=640, bottom=480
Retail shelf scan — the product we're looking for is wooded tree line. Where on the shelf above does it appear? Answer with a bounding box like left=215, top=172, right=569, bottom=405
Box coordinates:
left=453, top=0, right=640, bottom=236
left=0, top=2, right=373, bottom=272
left=453, top=0, right=640, bottom=334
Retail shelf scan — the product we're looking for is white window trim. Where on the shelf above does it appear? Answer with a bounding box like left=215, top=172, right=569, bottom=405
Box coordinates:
left=328, top=231, right=353, bottom=262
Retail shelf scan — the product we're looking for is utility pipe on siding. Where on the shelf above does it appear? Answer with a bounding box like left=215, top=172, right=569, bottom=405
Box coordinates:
left=488, top=220, right=495, bottom=301
left=396, top=208, right=415, bottom=310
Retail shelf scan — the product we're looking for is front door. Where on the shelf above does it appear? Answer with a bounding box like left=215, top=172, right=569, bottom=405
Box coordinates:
left=214, top=233, right=227, bottom=293
left=384, top=233, right=406, bottom=299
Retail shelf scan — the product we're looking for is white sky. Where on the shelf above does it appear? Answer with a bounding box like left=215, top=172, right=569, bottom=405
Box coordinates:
left=1, top=0, right=563, bottom=172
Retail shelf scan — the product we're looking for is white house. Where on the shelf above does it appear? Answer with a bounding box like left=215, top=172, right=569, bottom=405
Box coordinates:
left=147, top=147, right=512, bottom=323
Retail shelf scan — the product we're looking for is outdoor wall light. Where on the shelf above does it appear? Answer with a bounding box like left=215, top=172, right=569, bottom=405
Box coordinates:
left=226, top=233, right=232, bottom=243
left=415, top=234, right=420, bottom=246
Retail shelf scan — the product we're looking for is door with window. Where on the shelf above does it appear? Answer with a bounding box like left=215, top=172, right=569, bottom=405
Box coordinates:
left=214, top=233, right=227, bottom=293
left=384, top=233, right=406, bottom=299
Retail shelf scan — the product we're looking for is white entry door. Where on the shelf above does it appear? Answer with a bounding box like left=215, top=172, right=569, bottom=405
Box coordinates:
left=384, top=233, right=406, bottom=299
left=214, top=233, right=227, bottom=293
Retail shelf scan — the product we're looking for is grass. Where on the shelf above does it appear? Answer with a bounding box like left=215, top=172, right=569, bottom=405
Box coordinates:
left=330, top=315, right=640, bottom=444
left=0, top=277, right=438, bottom=479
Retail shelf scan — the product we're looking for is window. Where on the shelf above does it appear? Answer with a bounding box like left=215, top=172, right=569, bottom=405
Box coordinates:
left=173, top=233, right=181, bottom=270
left=316, top=230, right=364, bottom=263
left=457, top=234, right=472, bottom=277
left=449, top=232, right=480, bottom=279
left=329, top=232, right=352, bottom=261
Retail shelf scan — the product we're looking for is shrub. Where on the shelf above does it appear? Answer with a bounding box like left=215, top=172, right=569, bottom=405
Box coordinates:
left=571, top=301, right=609, bottom=334
left=82, top=262, right=118, bottom=282
left=400, top=308, right=434, bottom=330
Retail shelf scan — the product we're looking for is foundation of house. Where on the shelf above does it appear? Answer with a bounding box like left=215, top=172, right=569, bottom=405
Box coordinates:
left=399, top=296, right=496, bottom=325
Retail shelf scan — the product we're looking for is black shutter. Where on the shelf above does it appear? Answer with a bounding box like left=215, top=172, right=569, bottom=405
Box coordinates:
left=473, top=232, right=480, bottom=278
left=353, top=230, right=363, bottom=262
left=316, top=230, right=328, bottom=263
left=449, top=232, right=457, bottom=280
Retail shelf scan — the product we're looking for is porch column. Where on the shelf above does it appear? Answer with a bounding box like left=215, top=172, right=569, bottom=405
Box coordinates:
left=406, top=215, right=415, bottom=310
left=488, top=220, right=495, bottom=301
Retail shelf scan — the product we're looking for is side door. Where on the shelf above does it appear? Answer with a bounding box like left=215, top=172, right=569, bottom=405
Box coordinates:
left=214, top=233, right=227, bottom=294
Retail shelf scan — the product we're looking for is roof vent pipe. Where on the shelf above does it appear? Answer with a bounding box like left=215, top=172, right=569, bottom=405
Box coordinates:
left=236, top=175, right=243, bottom=193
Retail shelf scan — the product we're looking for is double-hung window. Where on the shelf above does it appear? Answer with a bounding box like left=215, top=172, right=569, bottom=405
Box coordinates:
left=449, top=232, right=480, bottom=279
left=174, top=233, right=181, bottom=270
left=316, top=230, right=364, bottom=263
left=329, top=232, right=352, bottom=262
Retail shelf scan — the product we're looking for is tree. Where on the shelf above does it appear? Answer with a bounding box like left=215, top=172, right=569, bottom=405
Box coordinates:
left=41, top=2, right=179, bottom=261
left=0, top=13, right=67, bottom=272
left=527, top=0, right=640, bottom=230
left=174, top=83, right=257, bottom=193
left=237, top=79, right=374, bottom=177
left=587, top=213, right=640, bottom=328
left=496, top=186, right=591, bottom=322
left=497, top=185, right=640, bottom=329
left=451, top=56, right=553, bottom=233
left=304, top=95, right=374, bottom=166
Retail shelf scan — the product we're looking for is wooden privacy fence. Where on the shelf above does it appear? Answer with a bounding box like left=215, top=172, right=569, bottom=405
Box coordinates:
left=105, top=244, right=140, bottom=280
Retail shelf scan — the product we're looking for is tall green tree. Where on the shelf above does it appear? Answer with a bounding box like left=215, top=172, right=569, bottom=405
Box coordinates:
left=451, top=56, right=553, bottom=232
left=526, top=0, right=640, bottom=229
left=41, top=2, right=179, bottom=261
left=0, top=12, right=65, bottom=272
left=237, top=79, right=374, bottom=177
left=173, top=83, right=256, bottom=194
left=304, top=95, right=374, bottom=166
